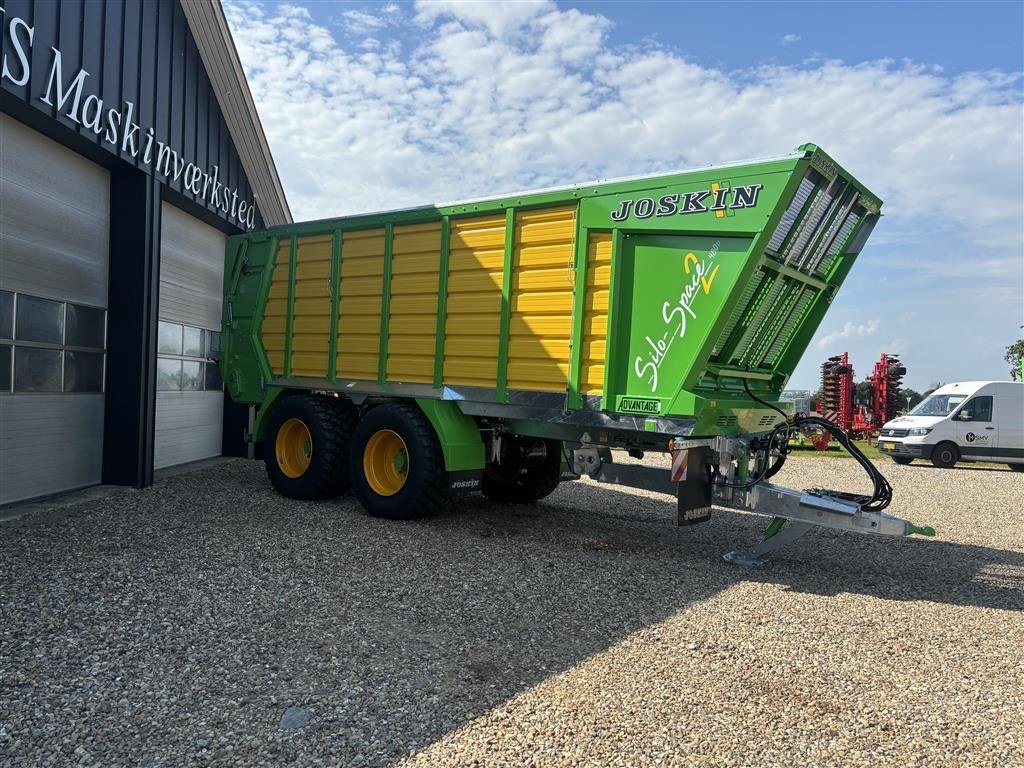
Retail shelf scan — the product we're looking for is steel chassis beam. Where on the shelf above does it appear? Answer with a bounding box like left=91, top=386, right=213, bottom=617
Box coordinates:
left=568, top=439, right=933, bottom=565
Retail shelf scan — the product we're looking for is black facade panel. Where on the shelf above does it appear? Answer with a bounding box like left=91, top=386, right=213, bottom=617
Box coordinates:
left=103, top=169, right=161, bottom=487
left=190, top=41, right=201, bottom=172
left=27, top=0, right=57, bottom=117
left=178, top=33, right=194, bottom=197
left=100, top=0, right=121, bottom=128
left=222, top=396, right=250, bottom=459
left=55, top=0, right=82, bottom=137
left=195, top=68, right=209, bottom=177
left=217, top=115, right=228, bottom=203
left=79, top=0, right=104, bottom=146
left=137, top=0, right=157, bottom=161
left=1, top=0, right=262, bottom=232
left=119, top=0, right=140, bottom=169
left=168, top=3, right=185, bottom=161
left=154, top=0, right=172, bottom=167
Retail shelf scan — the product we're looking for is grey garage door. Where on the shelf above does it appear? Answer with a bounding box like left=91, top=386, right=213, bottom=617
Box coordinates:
left=0, top=115, right=110, bottom=505
left=154, top=203, right=226, bottom=469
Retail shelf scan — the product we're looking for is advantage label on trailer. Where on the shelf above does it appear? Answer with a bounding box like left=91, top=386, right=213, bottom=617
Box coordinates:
left=618, top=397, right=662, bottom=415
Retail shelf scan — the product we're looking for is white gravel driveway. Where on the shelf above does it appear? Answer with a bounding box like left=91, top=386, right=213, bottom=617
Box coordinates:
left=1, top=456, right=1021, bottom=767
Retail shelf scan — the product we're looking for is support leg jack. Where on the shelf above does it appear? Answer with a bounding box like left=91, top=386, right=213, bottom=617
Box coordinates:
left=723, top=517, right=814, bottom=567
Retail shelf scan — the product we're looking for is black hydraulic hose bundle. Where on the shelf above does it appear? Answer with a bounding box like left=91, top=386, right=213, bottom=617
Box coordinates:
left=792, top=415, right=893, bottom=512
left=715, top=378, right=893, bottom=512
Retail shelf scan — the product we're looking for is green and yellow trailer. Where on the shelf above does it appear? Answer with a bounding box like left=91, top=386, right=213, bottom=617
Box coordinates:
left=221, top=143, right=933, bottom=564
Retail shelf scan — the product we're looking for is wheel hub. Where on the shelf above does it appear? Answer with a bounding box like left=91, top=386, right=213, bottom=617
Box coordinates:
left=276, top=418, right=313, bottom=478
left=364, top=429, right=409, bottom=496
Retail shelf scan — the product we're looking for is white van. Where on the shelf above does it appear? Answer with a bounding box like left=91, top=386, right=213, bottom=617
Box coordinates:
left=876, top=381, right=1024, bottom=470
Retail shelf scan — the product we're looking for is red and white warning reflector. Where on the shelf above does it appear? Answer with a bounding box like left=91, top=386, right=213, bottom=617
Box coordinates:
left=670, top=448, right=689, bottom=482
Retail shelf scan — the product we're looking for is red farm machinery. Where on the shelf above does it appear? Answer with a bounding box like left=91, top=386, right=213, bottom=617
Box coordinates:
left=854, top=353, right=907, bottom=437
left=810, top=353, right=906, bottom=447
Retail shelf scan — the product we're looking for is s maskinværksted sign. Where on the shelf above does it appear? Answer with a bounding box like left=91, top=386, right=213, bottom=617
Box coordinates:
left=1, top=6, right=256, bottom=230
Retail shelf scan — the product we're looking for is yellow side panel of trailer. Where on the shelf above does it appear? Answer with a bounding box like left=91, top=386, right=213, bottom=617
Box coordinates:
left=387, top=222, right=441, bottom=383
left=443, top=214, right=506, bottom=388
left=337, top=228, right=385, bottom=381
left=290, top=234, right=333, bottom=377
left=507, top=206, right=576, bottom=392
left=580, top=232, right=612, bottom=395
left=261, top=239, right=291, bottom=374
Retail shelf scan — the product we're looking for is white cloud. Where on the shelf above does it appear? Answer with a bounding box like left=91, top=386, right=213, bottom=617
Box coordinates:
left=335, top=4, right=404, bottom=37
left=816, top=320, right=881, bottom=349
left=338, top=9, right=389, bottom=35
left=782, top=33, right=801, bottom=45
left=413, top=0, right=556, bottom=40
left=882, top=338, right=911, bottom=355
left=225, top=2, right=1022, bottom=241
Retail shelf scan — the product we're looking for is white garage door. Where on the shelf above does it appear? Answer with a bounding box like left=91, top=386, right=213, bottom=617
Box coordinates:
left=154, top=203, right=226, bottom=469
left=0, top=115, right=110, bottom=505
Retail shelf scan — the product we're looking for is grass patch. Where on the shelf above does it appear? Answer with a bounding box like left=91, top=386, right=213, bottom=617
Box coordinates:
left=788, top=440, right=1012, bottom=470
left=787, top=439, right=882, bottom=460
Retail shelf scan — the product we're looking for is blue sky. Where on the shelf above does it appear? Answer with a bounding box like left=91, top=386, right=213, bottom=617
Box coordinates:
left=568, top=1, right=1024, bottom=75
left=302, top=0, right=1024, bottom=75
left=225, top=0, right=1024, bottom=392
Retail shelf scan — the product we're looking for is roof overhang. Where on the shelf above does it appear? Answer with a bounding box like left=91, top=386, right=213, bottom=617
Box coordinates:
left=180, top=0, right=292, bottom=226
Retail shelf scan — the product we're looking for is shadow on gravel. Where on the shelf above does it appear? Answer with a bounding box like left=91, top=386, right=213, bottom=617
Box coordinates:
left=535, top=479, right=1024, bottom=613
left=0, top=459, right=1021, bottom=767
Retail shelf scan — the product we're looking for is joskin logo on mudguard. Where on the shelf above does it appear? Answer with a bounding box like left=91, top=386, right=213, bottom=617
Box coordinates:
left=611, top=183, right=762, bottom=222
left=620, top=397, right=661, bottom=415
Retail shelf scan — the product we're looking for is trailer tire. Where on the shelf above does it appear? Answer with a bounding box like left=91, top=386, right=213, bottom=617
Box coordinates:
left=482, top=439, right=562, bottom=503
left=930, top=441, right=958, bottom=469
left=891, top=457, right=914, bottom=465
left=265, top=395, right=357, bottom=500
left=351, top=404, right=449, bottom=520
left=1009, top=463, right=1024, bottom=472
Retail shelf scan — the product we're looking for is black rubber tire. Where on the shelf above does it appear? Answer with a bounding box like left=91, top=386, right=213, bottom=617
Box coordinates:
left=264, top=395, right=358, bottom=500
left=930, top=441, right=958, bottom=469
left=481, top=438, right=562, bottom=503
left=350, top=403, right=449, bottom=520
left=1009, top=463, right=1024, bottom=472
left=892, top=456, right=914, bottom=466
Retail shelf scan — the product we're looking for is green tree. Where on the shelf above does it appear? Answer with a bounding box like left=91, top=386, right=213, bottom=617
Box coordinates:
left=1006, top=339, right=1024, bottom=381
left=899, top=388, right=924, bottom=411
left=855, top=379, right=873, bottom=405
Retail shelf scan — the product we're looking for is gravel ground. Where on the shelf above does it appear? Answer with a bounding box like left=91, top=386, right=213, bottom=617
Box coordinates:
left=1, top=455, right=1022, bottom=767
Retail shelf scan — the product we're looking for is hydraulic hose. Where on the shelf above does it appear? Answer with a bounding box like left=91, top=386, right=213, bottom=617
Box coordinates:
left=717, top=377, right=893, bottom=511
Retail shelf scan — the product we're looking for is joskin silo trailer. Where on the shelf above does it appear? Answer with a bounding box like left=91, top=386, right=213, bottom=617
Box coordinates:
left=221, top=143, right=933, bottom=564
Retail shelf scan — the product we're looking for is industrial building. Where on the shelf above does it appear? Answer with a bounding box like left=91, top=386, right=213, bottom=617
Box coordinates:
left=0, top=0, right=290, bottom=504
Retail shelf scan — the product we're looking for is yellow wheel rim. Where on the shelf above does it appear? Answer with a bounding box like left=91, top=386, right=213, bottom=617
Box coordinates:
left=363, top=429, right=409, bottom=496
left=276, top=418, right=313, bottom=478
